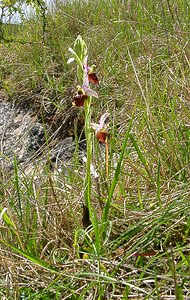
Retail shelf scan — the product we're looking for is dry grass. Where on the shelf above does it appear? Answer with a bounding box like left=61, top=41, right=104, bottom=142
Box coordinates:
left=1, top=0, right=190, bottom=298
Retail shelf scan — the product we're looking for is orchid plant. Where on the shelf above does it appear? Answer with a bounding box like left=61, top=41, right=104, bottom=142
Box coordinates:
left=68, top=35, right=109, bottom=228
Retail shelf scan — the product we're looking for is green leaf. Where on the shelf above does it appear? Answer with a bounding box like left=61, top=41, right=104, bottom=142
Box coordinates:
left=0, top=239, right=59, bottom=273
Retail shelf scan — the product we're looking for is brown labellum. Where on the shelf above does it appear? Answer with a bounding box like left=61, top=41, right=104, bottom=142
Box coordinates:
left=96, top=131, right=107, bottom=143
left=88, top=73, right=99, bottom=85
left=72, top=93, right=88, bottom=107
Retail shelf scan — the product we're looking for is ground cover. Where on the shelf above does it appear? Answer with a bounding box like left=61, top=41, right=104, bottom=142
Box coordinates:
left=0, top=0, right=190, bottom=298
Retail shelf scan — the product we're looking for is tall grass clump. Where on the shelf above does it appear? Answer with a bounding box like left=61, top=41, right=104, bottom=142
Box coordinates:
left=0, top=0, right=190, bottom=298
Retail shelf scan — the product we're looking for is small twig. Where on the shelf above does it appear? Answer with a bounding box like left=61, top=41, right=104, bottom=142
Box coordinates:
left=95, top=176, right=104, bottom=211
left=170, top=243, right=178, bottom=299
left=105, top=139, right=109, bottom=179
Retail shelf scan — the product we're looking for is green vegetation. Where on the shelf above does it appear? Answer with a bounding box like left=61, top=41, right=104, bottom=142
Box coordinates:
left=0, top=0, right=190, bottom=298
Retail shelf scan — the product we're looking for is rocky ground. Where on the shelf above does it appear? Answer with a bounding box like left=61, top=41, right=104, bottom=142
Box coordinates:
left=0, top=91, right=79, bottom=174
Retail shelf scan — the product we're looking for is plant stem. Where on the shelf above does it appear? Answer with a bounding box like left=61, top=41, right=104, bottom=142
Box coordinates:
left=105, top=139, right=109, bottom=179
left=84, top=96, right=92, bottom=217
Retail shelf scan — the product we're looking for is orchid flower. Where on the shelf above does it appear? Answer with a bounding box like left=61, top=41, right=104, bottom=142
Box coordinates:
left=72, top=56, right=98, bottom=106
left=91, top=112, right=109, bottom=143
left=72, top=86, right=88, bottom=107
left=82, top=55, right=99, bottom=97
left=83, top=56, right=99, bottom=86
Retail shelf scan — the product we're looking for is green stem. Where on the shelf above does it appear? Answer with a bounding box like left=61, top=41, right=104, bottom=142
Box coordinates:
left=84, top=96, right=92, bottom=217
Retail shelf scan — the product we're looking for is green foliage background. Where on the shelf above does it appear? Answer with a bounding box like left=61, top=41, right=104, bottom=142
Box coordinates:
left=0, top=0, right=190, bottom=299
